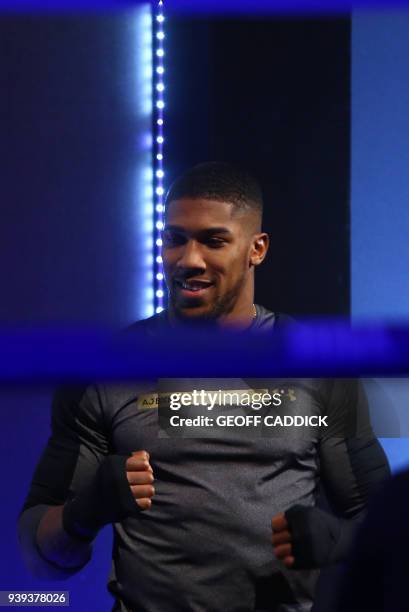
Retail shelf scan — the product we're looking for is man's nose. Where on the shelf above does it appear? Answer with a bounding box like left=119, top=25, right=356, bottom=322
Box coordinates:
left=176, top=241, right=206, bottom=270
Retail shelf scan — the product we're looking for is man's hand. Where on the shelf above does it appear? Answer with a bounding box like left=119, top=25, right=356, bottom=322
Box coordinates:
left=272, top=505, right=347, bottom=570
left=126, top=450, right=155, bottom=510
left=62, top=451, right=155, bottom=542
left=271, top=512, right=295, bottom=569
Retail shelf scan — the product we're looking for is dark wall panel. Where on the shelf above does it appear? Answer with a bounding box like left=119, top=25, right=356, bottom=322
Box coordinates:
left=166, top=16, right=351, bottom=316
left=0, top=13, right=151, bottom=325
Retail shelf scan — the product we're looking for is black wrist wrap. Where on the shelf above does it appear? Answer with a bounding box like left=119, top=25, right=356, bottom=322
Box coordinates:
left=62, top=454, right=139, bottom=542
left=285, top=505, right=356, bottom=569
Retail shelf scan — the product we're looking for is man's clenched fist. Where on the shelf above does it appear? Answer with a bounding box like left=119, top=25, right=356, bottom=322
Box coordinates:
left=272, top=505, right=349, bottom=570
left=126, top=451, right=155, bottom=511
left=271, top=512, right=295, bottom=569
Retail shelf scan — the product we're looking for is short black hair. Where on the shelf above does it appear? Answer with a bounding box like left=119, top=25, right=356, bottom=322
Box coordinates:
left=165, top=162, right=263, bottom=216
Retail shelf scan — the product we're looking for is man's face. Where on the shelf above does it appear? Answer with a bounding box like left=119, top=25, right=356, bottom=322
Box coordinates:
left=162, top=198, right=264, bottom=322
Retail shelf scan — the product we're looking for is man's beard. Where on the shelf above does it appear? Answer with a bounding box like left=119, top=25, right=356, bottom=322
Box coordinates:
left=169, top=272, right=248, bottom=323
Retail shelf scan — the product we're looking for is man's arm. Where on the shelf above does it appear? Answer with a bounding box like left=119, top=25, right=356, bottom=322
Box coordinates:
left=36, top=505, right=91, bottom=570
left=32, top=451, right=154, bottom=572
left=272, top=379, right=391, bottom=569
left=18, top=385, right=154, bottom=578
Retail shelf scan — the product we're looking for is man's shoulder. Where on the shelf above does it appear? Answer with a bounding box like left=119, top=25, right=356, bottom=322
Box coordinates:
left=254, top=304, right=298, bottom=332
left=124, top=311, right=169, bottom=336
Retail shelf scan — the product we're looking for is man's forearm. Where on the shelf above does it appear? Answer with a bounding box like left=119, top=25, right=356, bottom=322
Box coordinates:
left=24, top=451, right=153, bottom=575
left=36, top=505, right=92, bottom=570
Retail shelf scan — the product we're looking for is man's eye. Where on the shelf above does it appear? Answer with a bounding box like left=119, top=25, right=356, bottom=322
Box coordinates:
left=206, top=238, right=225, bottom=248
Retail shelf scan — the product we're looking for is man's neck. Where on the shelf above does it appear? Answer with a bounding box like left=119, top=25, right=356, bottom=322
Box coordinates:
left=167, top=303, right=257, bottom=330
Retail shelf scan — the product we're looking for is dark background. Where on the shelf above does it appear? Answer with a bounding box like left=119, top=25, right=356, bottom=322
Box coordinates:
left=0, top=15, right=351, bottom=326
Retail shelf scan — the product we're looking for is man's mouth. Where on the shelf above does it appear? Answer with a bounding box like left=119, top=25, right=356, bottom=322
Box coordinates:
left=174, top=278, right=214, bottom=298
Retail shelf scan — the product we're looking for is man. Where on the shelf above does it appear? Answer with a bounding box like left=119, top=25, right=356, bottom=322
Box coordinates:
left=19, top=162, right=389, bottom=611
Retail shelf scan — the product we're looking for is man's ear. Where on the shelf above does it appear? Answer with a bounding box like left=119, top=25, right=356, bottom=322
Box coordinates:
left=249, top=233, right=269, bottom=267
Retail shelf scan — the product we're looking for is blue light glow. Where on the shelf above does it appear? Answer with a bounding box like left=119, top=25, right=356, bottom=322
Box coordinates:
left=132, top=6, right=154, bottom=320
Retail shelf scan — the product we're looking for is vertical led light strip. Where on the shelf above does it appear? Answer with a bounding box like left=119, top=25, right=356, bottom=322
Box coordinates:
left=153, top=0, right=166, bottom=314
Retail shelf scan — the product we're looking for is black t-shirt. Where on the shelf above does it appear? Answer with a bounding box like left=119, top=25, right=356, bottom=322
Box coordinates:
left=18, top=308, right=389, bottom=612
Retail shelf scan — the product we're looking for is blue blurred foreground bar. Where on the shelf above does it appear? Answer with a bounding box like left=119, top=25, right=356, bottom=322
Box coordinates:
left=0, top=322, right=409, bottom=382
left=1, top=0, right=409, bottom=13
